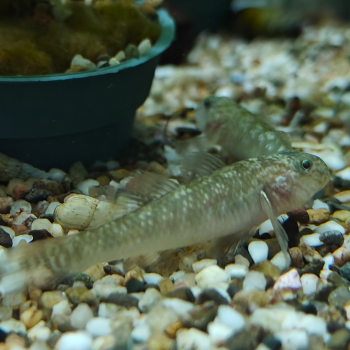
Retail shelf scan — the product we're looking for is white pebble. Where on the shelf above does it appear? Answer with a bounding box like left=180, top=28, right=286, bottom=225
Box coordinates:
left=169, top=270, right=185, bottom=281
left=71, top=54, right=96, bottom=70
left=86, top=317, right=112, bottom=338
left=45, top=202, right=60, bottom=216
left=76, top=179, right=100, bottom=196
left=275, top=329, right=308, bottom=350
left=27, top=321, right=51, bottom=342
left=139, top=288, right=162, bottom=313
left=208, top=321, right=233, bottom=344
left=71, top=303, right=93, bottom=329
left=334, top=190, right=350, bottom=203
left=48, top=168, right=67, bottom=183
left=301, top=273, right=319, bottom=295
left=315, top=221, right=345, bottom=234
left=234, top=254, right=250, bottom=267
left=161, top=298, right=194, bottom=317
left=10, top=200, right=31, bottom=215
left=52, top=300, right=71, bottom=317
left=48, top=223, right=64, bottom=238
left=192, top=259, right=217, bottom=273
left=0, top=318, right=26, bottom=334
left=271, top=251, right=291, bottom=270
left=248, top=241, right=268, bottom=264
left=31, top=219, right=52, bottom=231
left=243, top=271, right=266, bottom=291
left=312, top=199, right=330, bottom=210
left=58, top=331, right=93, bottom=350
left=217, top=305, right=245, bottom=331
left=323, top=254, right=334, bottom=270
left=259, top=215, right=288, bottom=235
left=224, top=264, right=248, bottom=279
left=176, top=328, right=211, bottom=350
left=274, top=269, right=302, bottom=290
left=12, top=234, right=33, bottom=247
left=114, top=51, right=125, bottom=62
left=143, top=273, right=164, bottom=285
left=138, top=38, right=152, bottom=56
left=108, top=58, right=119, bottom=66
left=297, top=314, right=327, bottom=335
left=300, top=233, right=323, bottom=247
left=131, top=324, right=151, bottom=343
left=195, top=265, right=228, bottom=288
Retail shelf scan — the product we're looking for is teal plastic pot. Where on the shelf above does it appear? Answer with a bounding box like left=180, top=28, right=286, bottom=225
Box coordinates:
left=0, top=9, right=175, bottom=170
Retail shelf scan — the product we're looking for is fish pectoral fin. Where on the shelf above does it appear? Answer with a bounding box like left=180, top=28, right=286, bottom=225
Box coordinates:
left=260, top=190, right=290, bottom=264
left=180, top=151, right=226, bottom=182
left=114, top=172, right=180, bottom=217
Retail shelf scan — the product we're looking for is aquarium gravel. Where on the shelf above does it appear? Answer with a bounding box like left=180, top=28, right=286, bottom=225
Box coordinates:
left=2, top=20, right=350, bottom=350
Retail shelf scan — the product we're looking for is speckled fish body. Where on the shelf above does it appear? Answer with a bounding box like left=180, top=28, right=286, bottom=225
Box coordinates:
left=195, top=96, right=293, bottom=162
left=0, top=151, right=329, bottom=293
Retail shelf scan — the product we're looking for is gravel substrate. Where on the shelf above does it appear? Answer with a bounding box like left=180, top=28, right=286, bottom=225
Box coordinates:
left=2, top=20, right=350, bottom=350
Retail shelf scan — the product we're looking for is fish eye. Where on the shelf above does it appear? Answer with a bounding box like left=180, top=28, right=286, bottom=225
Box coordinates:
left=204, top=99, right=211, bottom=108
left=301, top=159, right=312, bottom=171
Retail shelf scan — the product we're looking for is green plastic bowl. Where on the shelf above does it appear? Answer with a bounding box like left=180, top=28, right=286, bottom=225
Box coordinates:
left=0, top=9, right=175, bottom=170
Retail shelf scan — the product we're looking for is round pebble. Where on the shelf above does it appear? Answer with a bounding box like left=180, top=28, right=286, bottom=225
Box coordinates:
left=57, top=331, right=92, bottom=350
left=243, top=271, right=267, bottom=291
left=70, top=303, right=93, bottom=330
left=85, top=317, right=112, bottom=338
left=248, top=241, right=269, bottom=264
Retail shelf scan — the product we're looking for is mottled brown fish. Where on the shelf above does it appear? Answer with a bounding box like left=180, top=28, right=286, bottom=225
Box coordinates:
left=0, top=151, right=329, bottom=294
left=195, top=96, right=293, bottom=162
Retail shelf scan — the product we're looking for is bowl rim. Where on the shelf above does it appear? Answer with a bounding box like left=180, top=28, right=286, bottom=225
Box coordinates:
left=0, top=8, right=175, bottom=83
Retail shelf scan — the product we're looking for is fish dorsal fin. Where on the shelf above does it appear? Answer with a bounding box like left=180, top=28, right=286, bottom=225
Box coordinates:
left=114, top=172, right=180, bottom=218
left=260, top=190, right=290, bottom=265
left=180, top=151, right=226, bottom=182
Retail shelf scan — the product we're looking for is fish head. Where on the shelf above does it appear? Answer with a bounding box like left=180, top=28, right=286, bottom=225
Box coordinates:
left=264, top=151, right=330, bottom=213
left=195, top=96, right=233, bottom=131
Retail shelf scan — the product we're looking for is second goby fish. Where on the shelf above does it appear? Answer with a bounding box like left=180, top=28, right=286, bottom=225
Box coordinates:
left=0, top=151, right=329, bottom=294
left=195, top=96, right=293, bottom=162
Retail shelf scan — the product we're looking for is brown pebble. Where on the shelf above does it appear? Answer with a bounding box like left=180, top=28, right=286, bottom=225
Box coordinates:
left=11, top=185, right=30, bottom=201
left=333, top=210, right=350, bottom=223
left=148, top=332, right=174, bottom=350
left=165, top=320, right=182, bottom=339
left=299, top=242, right=323, bottom=263
left=5, top=333, right=25, bottom=347
left=11, top=224, right=29, bottom=235
left=32, top=181, right=46, bottom=189
left=125, top=267, right=145, bottom=283
left=46, top=182, right=64, bottom=196
left=20, top=305, right=43, bottom=329
left=145, top=162, right=168, bottom=176
left=307, top=209, right=330, bottom=225
left=28, top=286, right=42, bottom=302
left=96, top=175, right=110, bottom=187
left=109, top=169, right=130, bottom=182
left=158, top=278, right=174, bottom=295
left=232, top=290, right=268, bottom=313
left=289, top=247, right=304, bottom=268
left=0, top=197, right=13, bottom=214
left=287, top=207, right=309, bottom=225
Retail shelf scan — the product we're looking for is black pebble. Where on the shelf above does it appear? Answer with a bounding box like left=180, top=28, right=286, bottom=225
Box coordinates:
left=281, top=217, right=299, bottom=247
left=340, top=262, right=350, bottom=282
left=24, top=188, right=51, bottom=203
left=262, top=335, right=282, bottom=350
left=226, top=329, right=258, bottom=350
left=183, top=304, right=217, bottom=331
left=167, top=287, right=195, bottom=302
left=198, top=289, right=229, bottom=305
left=327, top=321, right=345, bottom=333
left=125, top=278, right=146, bottom=293
left=227, top=280, right=242, bottom=298
left=0, top=329, right=6, bottom=342
left=298, top=302, right=317, bottom=315
left=59, top=273, right=93, bottom=289
left=320, top=230, right=344, bottom=250
left=0, top=227, right=12, bottom=248
left=298, top=260, right=324, bottom=277
left=102, top=293, right=139, bottom=308
left=30, top=229, right=53, bottom=242
left=41, top=214, right=54, bottom=223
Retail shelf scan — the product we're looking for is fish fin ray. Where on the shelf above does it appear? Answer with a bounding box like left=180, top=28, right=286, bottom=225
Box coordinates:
left=260, top=190, right=290, bottom=263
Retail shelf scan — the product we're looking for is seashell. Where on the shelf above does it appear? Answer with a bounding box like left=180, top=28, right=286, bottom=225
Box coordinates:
left=53, top=195, right=120, bottom=230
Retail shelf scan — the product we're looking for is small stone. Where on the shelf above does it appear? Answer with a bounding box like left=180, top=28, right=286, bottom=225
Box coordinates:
left=0, top=228, right=12, bottom=248
left=124, top=44, right=139, bottom=59
left=40, top=291, right=68, bottom=309
left=2, top=292, right=27, bottom=308
left=24, top=188, right=50, bottom=203
left=316, top=221, right=346, bottom=235
left=139, top=288, right=162, bottom=313
left=158, top=278, right=174, bottom=295
left=71, top=55, right=96, bottom=70
left=225, top=328, right=258, bottom=350
left=12, top=185, right=30, bottom=201
left=147, top=332, right=174, bottom=350
left=341, top=263, right=350, bottom=282
left=143, top=273, right=164, bottom=285
left=167, top=287, right=194, bottom=302
left=86, top=317, right=112, bottom=338
left=138, top=38, right=152, bottom=56
left=329, top=286, right=350, bottom=307
left=108, top=57, right=119, bottom=66
left=176, top=328, right=211, bottom=350
left=0, top=318, right=26, bottom=334
left=101, top=293, right=138, bottom=309
left=299, top=243, right=323, bottom=263
left=225, top=264, right=248, bottom=279
left=76, top=180, right=100, bottom=196
left=243, top=271, right=266, bottom=291
left=313, top=199, right=330, bottom=210
left=307, top=209, right=330, bottom=225
left=195, top=265, right=228, bottom=288
left=234, top=255, right=250, bottom=267
left=287, top=208, right=309, bottom=225
left=301, top=273, right=319, bottom=295
left=125, top=278, right=145, bottom=293
left=70, top=303, right=93, bottom=330
left=0, top=197, right=13, bottom=214
left=131, top=324, right=151, bottom=343
left=92, top=334, right=117, bottom=350
left=20, top=306, right=43, bottom=329
left=327, top=328, right=350, bottom=349
left=273, top=269, right=301, bottom=291
left=250, top=260, right=281, bottom=280
left=57, top=331, right=92, bottom=350
left=300, top=233, right=323, bottom=246
left=192, top=259, right=217, bottom=273
left=49, top=223, right=64, bottom=238
left=84, top=263, right=106, bottom=282
left=30, top=229, right=53, bottom=241
left=227, top=280, right=242, bottom=298
left=0, top=307, right=12, bottom=322
left=248, top=241, right=268, bottom=264
left=232, top=290, right=268, bottom=313
left=320, top=230, right=344, bottom=249
left=333, top=210, right=350, bottom=223
left=198, top=289, right=229, bottom=305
